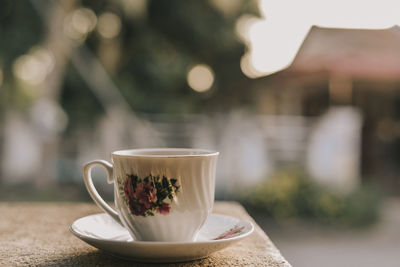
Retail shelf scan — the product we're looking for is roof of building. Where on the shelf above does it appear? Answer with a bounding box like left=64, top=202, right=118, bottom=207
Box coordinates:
left=264, top=26, right=400, bottom=81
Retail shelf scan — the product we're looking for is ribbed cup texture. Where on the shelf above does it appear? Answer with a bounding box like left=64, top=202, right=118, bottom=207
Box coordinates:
left=112, top=154, right=218, bottom=242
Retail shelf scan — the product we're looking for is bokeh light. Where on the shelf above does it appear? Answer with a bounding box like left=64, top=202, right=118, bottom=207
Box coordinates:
left=210, top=0, right=241, bottom=17
left=97, top=12, right=122, bottom=39
left=120, top=0, right=147, bottom=19
left=187, top=64, right=215, bottom=93
left=13, top=48, right=55, bottom=86
left=30, top=98, right=68, bottom=135
left=64, top=8, right=97, bottom=42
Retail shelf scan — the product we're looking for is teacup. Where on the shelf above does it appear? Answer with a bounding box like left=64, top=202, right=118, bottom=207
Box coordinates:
left=82, top=148, right=219, bottom=242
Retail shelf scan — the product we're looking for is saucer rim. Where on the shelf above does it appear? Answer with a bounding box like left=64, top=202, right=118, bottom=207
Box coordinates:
left=70, top=213, right=254, bottom=246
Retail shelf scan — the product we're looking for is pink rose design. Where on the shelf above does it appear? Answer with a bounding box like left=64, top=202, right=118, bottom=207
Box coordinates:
left=157, top=202, right=171, bottom=215
left=134, top=182, right=157, bottom=209
left=122, top=174, right=179, bottom=217
left=129, top=201, right=147, bottom=216
left=124, top=177, right=135, bottom=200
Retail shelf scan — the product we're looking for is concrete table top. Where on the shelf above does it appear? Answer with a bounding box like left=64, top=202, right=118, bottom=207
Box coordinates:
left=0, top=201, right=291, bottom=267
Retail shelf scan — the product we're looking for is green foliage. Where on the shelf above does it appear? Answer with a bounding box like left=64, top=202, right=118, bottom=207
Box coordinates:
left=0, top=0, right=260, bottom=128
left=60, top=66, right=104, bottom=131
left=0, top=1, right=44, bottom=66
left=0, top=0, right=44, bottom=110
left=80, top=0, right=257, bottom=114
left=241, top=168, right=381, bottom=227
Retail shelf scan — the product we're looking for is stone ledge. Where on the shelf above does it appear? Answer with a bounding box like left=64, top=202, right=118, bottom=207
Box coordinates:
left=0, top=202, right=291, bottom=267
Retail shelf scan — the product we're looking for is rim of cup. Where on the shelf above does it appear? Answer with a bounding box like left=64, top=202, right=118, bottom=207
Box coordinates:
left=112, top=148, right=219, bottom=158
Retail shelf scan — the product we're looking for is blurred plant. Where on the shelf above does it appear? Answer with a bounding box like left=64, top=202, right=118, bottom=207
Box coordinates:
left=241, top=168, right=381, bottom=227
left=0, top=0, right=259, bottom=128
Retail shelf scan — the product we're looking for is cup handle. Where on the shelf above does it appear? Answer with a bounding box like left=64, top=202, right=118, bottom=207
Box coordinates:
left=82, top=160, right=121, bottom=223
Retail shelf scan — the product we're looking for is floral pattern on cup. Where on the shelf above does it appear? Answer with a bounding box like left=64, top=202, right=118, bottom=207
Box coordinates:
left=213, top=225, right=245, bottom=240
left=121, top=174, right=180, bottom=217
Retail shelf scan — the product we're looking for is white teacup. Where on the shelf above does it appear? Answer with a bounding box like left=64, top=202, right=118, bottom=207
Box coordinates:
left=82, top=148, right=219, bottom=242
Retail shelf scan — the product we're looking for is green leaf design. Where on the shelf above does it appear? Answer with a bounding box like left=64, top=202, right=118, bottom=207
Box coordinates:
left=162, top=176, right=169, bottom=188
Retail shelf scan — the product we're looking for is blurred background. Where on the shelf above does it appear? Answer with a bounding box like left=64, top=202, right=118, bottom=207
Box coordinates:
left=1, top=0, right=400, bottom=266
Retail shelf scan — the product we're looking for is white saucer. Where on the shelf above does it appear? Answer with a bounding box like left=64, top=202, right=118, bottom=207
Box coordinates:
left=70, top=213, right=254, bottom=263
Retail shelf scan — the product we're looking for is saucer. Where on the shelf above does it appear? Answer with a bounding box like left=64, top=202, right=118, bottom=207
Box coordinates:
left=70, top=213, right=254, bottom=263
